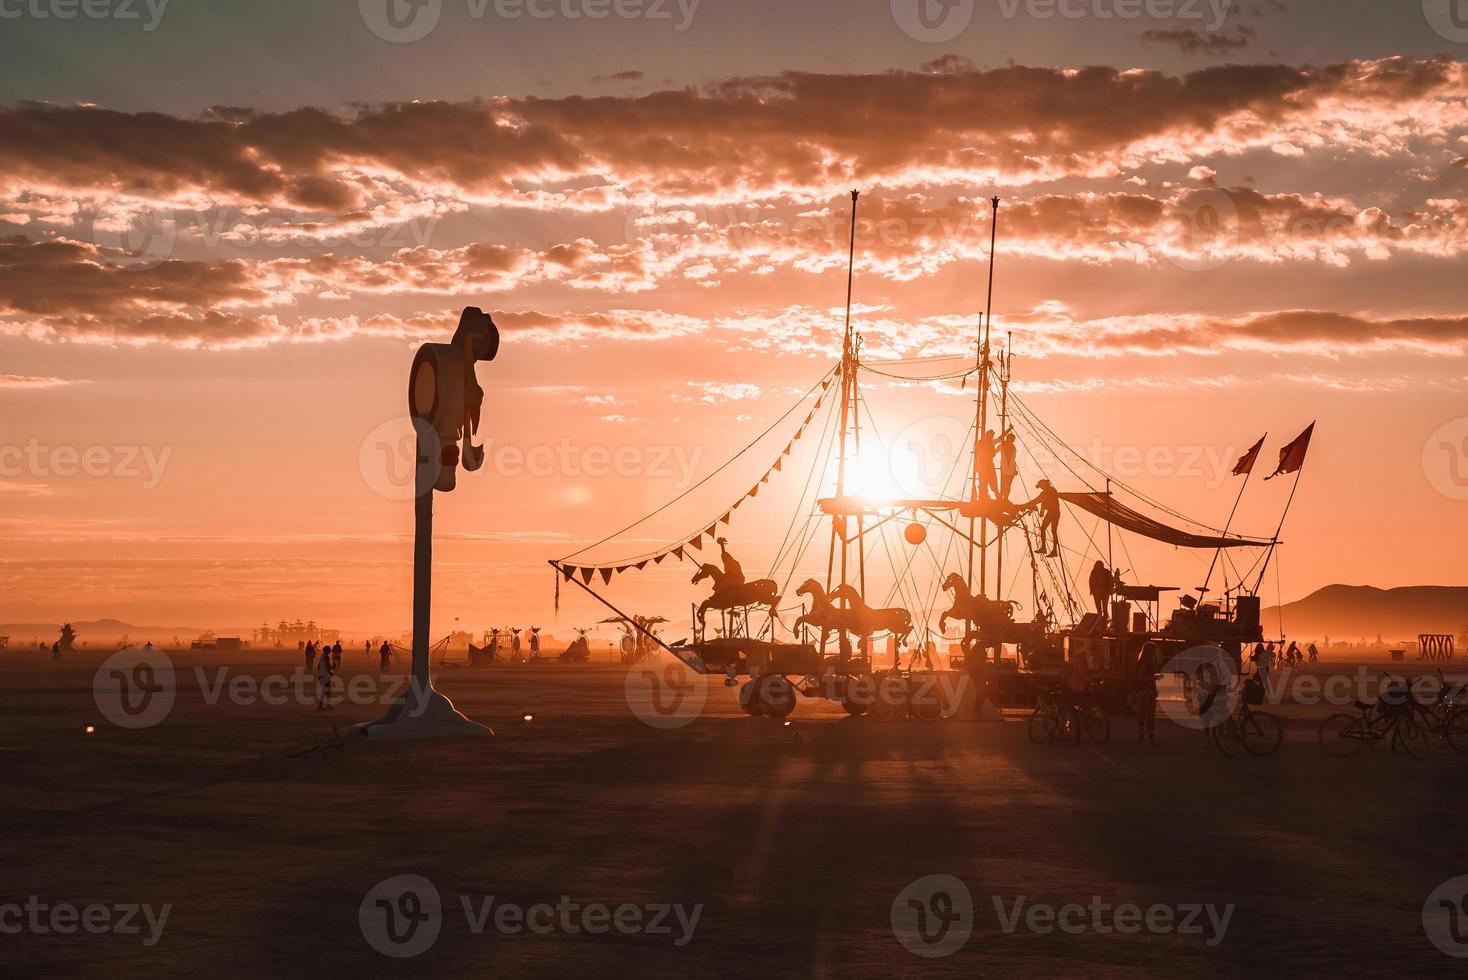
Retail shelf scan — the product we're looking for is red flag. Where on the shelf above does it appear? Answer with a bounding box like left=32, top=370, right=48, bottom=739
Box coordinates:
left=1232, top=435, right=1266, bottom=477
left=1265, top=423, right=1314, bottom=480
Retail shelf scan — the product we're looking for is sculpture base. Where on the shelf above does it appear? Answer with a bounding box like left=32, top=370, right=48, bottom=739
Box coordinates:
left=348, top=684, right=493, bottom=740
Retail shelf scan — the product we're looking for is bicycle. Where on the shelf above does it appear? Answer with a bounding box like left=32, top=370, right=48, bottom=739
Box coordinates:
left=1318, top=697, right=1429, bottom=759
left=1028, top=684, right=1109, bottom=745
left=1200, top=683, right=1283, bottom=757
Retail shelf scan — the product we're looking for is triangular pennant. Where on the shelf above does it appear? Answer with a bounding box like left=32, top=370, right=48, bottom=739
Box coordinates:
left=783, top=442, right=794, bottom=455
left=560, top=563, right=575, bottom=581
left=635, top=560, right=648, bottom=570
left=599, top=568, right=614, bottom=585
left=760, top=473, right=770, bottom=484
left=654, top=554, right=666, bottom=565
left=580, top=567, right=594, bottom=584
left=731, top=498, right=743, bottom=510
left=720, top=511, right=731, bottom=525
left=822, top=377, right=833, bottom=389
left=706, top=525, right=718, bottom=538
left=688, top=534, right=703, bottom=550
left=773, top=458, right=783, bottom=472
left=749, top=484, right=760, bottom=498
left=673, top=547, right=684, bottom=560
left=803, top=412, right=814, bottom=424
left=616, top=565, right=630, bottom=574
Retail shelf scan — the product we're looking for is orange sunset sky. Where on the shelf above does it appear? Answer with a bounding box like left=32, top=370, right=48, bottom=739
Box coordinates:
left=0, top=1, right=1465, bottom=634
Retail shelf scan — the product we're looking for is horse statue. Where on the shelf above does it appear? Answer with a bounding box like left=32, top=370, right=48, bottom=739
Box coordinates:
left=793, top=579, right=844, bottom=636
left=691, top=563, right=779, bottom=633
left=939, top=572, right=1020, bottom=634
left=829, top=585, right=914, bottom=645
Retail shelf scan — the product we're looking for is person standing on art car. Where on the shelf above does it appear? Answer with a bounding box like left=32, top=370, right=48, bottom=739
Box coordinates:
left=1088, top=560, right=1112, bottom=623
left=998, top=428, right=1018, bottom=501
left=975, top=429, right=999, bottom=500
left=1024, top=479, right=1062, bottom=557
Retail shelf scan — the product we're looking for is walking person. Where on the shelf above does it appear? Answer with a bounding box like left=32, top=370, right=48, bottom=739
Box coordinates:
left=304, top=640, right=316, bottom=672
left=379, top=640, right=392, bottom=671
left=1133, top=642, right=1160, bottom=742
left=315, top=646, right=335, bottom=711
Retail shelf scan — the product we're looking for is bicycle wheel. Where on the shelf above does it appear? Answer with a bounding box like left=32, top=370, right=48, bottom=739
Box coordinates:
left=1393, top=714, right=1429, bottom=759
left=1211, top=719, right=1240, bottom=757
left=1028, top=706, right=1058, bottom=743
left=1239, top=711, right=1283, bottom=756
left=1319, top=713, right=1365, bottom=757
left=1082, top=707, right=1111, bottom=745
left=1445, top=710, right=1468, bottom=754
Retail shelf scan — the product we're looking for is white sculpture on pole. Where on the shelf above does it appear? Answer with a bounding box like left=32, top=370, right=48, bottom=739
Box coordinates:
left=350, top=307, right=500, bottom=739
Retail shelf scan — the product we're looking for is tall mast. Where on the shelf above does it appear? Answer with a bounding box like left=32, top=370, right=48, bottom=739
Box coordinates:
left=971, top=196, right=1001, bottom=598
left=995, top=340, right=1010, bottom=605
left=828, top=191, right=861, bottom=599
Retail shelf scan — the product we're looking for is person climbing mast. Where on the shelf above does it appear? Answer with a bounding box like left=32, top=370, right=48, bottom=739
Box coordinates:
left=1026, top=478, right=1062, bottom=557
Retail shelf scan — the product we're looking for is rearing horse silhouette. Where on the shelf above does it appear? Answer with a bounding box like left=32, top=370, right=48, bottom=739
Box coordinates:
left=939, top=572, right=1020, bottom=634
left=691, top=563, right=779, bottom=633
left=830, top=585, right=914, bottom=645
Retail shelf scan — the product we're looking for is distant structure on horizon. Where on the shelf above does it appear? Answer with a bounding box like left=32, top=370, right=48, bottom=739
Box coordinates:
left=254, top=619, right=340, bottom=647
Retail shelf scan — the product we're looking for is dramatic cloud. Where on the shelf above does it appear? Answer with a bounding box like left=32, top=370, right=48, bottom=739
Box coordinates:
left=2, top=57, right=1464, bottom=220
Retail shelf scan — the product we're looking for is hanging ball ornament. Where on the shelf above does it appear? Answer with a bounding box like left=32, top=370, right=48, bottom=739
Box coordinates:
left=904, top=522, right=926, bottom=546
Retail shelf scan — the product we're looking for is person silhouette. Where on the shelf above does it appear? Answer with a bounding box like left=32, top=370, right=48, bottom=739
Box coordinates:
left=1026, top=479, right=1062, bottom=557
left=998, top=428, right=1018, bottom=501
left=1133, top=642, right=1160, bottom=741
left=315, top=647, right=335, bottom=711
left=379, top=640, right=392, bottom=671
left=975, top=429, right=998, bottom=499
left=716, top=537, right=745, bottom=591
left=1088, top=560, right=1112, bottom=622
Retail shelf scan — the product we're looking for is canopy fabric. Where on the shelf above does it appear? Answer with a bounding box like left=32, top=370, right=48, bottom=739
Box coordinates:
left=1060, top=492, right=1271, bottom=549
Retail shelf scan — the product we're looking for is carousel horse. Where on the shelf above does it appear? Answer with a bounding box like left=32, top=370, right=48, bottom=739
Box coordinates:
left=829, top=584, right=914, bottom=645
left=793, top=579, right=845, bottom=636
left=938, top=572, right=1020, bottom=634
left=691, top=563, right=779, bottom=633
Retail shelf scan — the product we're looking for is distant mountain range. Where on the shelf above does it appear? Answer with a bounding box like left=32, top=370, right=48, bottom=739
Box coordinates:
left=0, top=618, right=240, bottom=644
left=1261, top=585, right=1468, bottom=641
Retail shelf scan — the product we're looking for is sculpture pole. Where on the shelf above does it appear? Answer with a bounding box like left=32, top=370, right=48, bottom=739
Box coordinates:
left=350, top=307, right=499, bottom=740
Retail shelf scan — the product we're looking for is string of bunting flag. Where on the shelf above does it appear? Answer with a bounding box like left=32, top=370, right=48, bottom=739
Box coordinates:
left=552, top=373, right=837, bottom=594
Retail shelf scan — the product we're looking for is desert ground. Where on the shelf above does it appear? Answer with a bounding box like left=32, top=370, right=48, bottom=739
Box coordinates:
left=2, top=650, right=1466, bottom=977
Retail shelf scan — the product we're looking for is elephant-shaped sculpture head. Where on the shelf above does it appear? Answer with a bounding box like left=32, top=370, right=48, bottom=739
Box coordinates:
left=409, top=307, right=501, bottom=494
